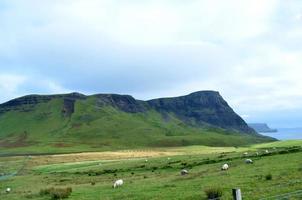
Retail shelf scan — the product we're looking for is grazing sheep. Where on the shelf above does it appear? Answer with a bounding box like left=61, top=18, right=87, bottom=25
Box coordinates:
left=6, top=187, right=11, bottom=193
left=145, top=159, right=148, bottom=162
left=243, top=152, right=248, bottom=156
left=180, top=169, right=188, bottom=176
left=265, top=149, right=269, bottom=153
left=113, top=179, right=123, bottom=188
left=221, top=164, right=229, bottom=171
left=245, top=159, right=253, bottom=164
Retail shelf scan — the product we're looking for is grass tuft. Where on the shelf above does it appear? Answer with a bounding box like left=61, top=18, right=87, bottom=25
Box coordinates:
left=265, top=173, right=273, bottom=180
left=39, top=187, right=72, bottom=199
left=204, top=187, right=223, bottom=199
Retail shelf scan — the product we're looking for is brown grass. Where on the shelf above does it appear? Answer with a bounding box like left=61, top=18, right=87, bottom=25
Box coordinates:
left=14, top=150, right=181, bottom=167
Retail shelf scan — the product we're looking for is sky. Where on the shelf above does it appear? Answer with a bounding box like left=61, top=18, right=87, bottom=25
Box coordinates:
left=0, top=0, right=302, bottom=128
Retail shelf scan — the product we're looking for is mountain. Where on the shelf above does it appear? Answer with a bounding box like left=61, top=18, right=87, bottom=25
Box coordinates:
left=248, top=123, right=277, bottom=133
left=0, top=91, right=275, bottom=154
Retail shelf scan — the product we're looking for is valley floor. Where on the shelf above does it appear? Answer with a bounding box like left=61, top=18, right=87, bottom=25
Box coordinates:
left=0, top=140, right=302, bottom=200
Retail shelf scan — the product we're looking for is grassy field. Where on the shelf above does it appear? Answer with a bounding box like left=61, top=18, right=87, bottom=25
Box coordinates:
left=0, top=140, right=302, bottom=200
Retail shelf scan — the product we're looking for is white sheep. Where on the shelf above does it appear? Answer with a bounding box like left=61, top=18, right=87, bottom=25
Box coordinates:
left=6, top=187, right=11, bottom=193
left=113, top=179, right=123, bottom=188
left=245, top=159, right=253, bottom=164
left=145, top=159, right=148, bottom=162
left=243, top=152, right=248, bottom=156
left=221, top=164, right=229, bottom=170
left=180, top=169, right=188, bottom=175
left=265, top=149, right=269, bottom=154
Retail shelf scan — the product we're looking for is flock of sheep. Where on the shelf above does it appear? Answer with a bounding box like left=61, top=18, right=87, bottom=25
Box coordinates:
left=4, top=150, right=269, bottom=192
left=111, top=150, right=268, bottom=189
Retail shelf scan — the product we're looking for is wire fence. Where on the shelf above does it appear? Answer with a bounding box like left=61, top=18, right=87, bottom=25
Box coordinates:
left=259, top=190, right=302, bottom=200
left=205, top=189, right=302, bottom=200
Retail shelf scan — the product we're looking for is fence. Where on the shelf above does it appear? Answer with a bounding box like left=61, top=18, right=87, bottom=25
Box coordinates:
left=259, top=189, right=302, bottom=200
left=208, top=189, right=242, bottom=200
left=208, top=189, right=302, bottom=200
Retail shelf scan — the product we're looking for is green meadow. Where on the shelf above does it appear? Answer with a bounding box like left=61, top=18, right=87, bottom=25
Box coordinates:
left=1, top=140, right=302, bottom=200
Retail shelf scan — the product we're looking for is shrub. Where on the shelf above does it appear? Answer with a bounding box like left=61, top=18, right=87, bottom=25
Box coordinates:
left=152, top=167, right=158, bottom=171
left=91, top=182, right=95, bottom=185
left=39, top=187, right=72, bottom=199
left=162, top=165, right=172, bottom=169
left=39, top=187, right=54, bottom=196
left=204, top=187, right=223, bottom=199
left=265, top=173, right=272, bottom=180
left=181, top=162, right=187, bottom=166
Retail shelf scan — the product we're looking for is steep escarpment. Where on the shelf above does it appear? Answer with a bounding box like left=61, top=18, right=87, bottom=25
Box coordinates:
left=0, top=91, right=275, bottom=153
left=0, top=92, right=86, bottom=114
left=93, top=94, right=146, bottom=113
left=147, top=91, right=255, bottom=134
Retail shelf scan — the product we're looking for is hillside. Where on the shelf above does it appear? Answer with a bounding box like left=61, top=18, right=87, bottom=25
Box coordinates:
left=0, top=91, right=275, bottom=154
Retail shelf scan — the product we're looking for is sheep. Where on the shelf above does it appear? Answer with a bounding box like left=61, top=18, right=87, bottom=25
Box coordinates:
left=245, top=159, right=253, bottom=164
left=180, top=169, right=188, bottom=176
left=113, top=179, right=123, bottom=188
left=6, top=187, right=11, bottom=193
left=221, top=164, right=229, bottom=170
left=265, top=149, right=269, bottom=154
left=145, top=159, right=148, bottom=162
left=243, top=152, right=248, bottom=156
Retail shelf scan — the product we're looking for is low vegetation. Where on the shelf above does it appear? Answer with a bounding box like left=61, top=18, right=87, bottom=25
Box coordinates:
left=0, top=140, right=301, bottom=199
left=265, top=173, right=273, bottom=181
left=204, top=187, right=223, bottom=199
left=40, top=187, right=72, bottom=199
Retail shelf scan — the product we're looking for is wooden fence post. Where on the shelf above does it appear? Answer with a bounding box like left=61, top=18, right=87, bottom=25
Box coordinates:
left=232, top=188, right=242, bottom=200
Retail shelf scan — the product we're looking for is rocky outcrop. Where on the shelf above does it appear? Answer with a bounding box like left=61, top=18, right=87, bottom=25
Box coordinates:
left=93, top=94, right=146, bottom=113
left=0, top=92, right=86, bottom=114
left=147, top=91, right=256, bottom=134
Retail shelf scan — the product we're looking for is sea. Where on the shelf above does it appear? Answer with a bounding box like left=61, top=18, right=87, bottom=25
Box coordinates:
left=260, top=127, right=302, bottom=140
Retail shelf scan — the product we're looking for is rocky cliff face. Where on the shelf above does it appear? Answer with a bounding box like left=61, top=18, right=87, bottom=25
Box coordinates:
left=93, top=94, right=146, bottom=113
left=0, top=91, right=254, bottom=134
left=0, top=92, right=86, bottom=114
left=147, top=91, right=255, bottom=134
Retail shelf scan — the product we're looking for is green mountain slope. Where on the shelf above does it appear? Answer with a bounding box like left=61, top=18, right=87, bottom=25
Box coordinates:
left=0, top=91, right=275, bottom=154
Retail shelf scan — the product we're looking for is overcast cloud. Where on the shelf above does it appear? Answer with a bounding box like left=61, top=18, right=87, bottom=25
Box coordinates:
left=1, top=0, right=302, bottom=127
